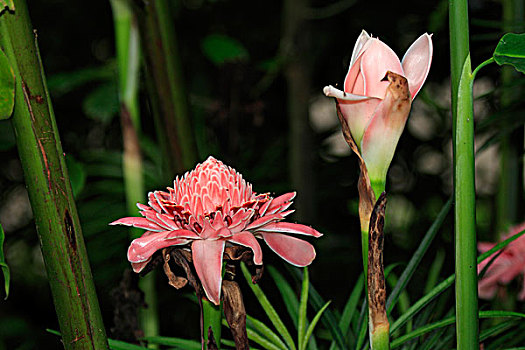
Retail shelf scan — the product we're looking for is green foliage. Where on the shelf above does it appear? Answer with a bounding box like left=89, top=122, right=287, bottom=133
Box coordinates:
left=82, top=82, right=120, bottom=124
left=494, top=33, right=525, bottom=74
left=201, top=34, right=249, bottom=66
left=0, top=222, right=9, bottom=299
left=240, top=263, right=329, bottom=350
left=0, top=119, right=15, bottom=150
left=0, top=48, right=14, bottom=119
left=65, top=154, right=86, bottom=197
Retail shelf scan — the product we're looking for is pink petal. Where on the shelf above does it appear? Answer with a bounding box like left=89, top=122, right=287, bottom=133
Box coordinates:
left=349, top=30, right=371, bottom=68
left=131, top=259, right=151, bottom=273
left=261, top=233, right=316, bottom=267
left=266, top=192, right=296, bottom=213
left=109, top=217, right=164, bottom=232
left=360, top=76, right=412, bottom=183
left=401, top=33, right=433, bottom=99
left=128, top=232, right=190, bottom=263
left=229, top=231, right=263, bottom=265
left=323, top=85, right=381, bottom=146
left=245, top=212, right=286, bottom=230
left=192, top=240, right=225, bottom=305
left=359, top=39, right=404, bottom=99
left=255, top=222, right=323, bottom=238
left=165, top=229, right=201, bottom=240
left=478, top=242, right=496, bottom=253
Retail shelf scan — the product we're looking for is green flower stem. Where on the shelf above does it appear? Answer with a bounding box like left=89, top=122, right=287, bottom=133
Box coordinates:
left=202, top=297, right=222, bottom=349
left=360, top=178, right=385, bottom=277
left=0, top=1, right=109, bottom=348
left=371, top=323, right=390, bottom=350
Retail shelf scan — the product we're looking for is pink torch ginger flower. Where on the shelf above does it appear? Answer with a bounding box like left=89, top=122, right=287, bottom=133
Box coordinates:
left=324, top=30, right=432, bottom=183
left=478, top=223, right=525, bottom=301
left=110, top=156, right=322, bottom=305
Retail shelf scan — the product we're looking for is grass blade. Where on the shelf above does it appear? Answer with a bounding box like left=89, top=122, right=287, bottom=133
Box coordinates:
left=241, top=262, right=296, bottom=350
left=298, top=267, right=309, bottom=350
left=247, top=315, right=288, bottom=350
left=302, top=301, right=331, bottom=349
left=268, top=265, right=300, bottom=326
left=386, top=198, right=452, bottom=314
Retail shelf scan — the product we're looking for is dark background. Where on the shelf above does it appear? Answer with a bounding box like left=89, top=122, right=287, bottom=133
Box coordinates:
left=0, top=0, right=523, bottom=348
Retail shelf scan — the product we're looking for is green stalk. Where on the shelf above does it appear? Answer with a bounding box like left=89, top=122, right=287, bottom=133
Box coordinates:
left=454, top=54, right=479, bottom=348
left=109, top=0, right=160, bottom=343
left=0, top=1, right=108, bottom=348
left=202, top=297, right=222, bottom=349
left=133, top=0, right=198, bottom=175
left=449, top=0, right=479, bottom=348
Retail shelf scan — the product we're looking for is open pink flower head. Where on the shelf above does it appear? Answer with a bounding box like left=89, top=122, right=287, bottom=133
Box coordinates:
left=478, top=223, right=525, bottom=301
left=324, top=30, right=432, bottom=182
left=110, top=156, right=322, bottom=305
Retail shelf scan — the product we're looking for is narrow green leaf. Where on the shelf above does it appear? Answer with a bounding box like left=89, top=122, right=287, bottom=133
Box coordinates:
left=241, top=262, right=296, bottom=350
left=493, top=33, right=525, bottom=73
left=329, top=273, right=364, bottom=350
left=391, top=227, right=525, bottom=334
left=391, top=311, right=525, bottom=348
left=141, top=336, right=201, bottom=349
left=247, top=328, right=284, bottom=350
left=302, top=301, right=331, bottom=349
left=479, top=320, right=516, bottom=343
left=201, top=34, right=249, bottom=66
left=246, top=315, right=288, bottom=350
left=298, top=267, right=309, bottom=350
left=287, top=265, right=348, bottom=349
left=268, top=265, right=300, bottom=326
left=0, top=48, right=14, bottom=119
left=0, top=221, right=9, bottom=299
left=387, top=198, right=452, bottom=313
left=109, top=339, right=150, bottom=350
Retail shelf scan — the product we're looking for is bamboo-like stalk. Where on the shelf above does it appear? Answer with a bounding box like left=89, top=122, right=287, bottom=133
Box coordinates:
left=0, top=1, right=109, bottom=349
left=449, top=0, right=479, bottom=345
left=109, top=0, right=160, bottom=344
left=133, top=0, right=198, bottom=176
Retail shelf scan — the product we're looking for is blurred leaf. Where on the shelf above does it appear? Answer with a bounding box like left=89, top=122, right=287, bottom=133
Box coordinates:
left=267, top=265, right=300, bottom=326
left=241, top=262, right=296, bottom=350
left=0, top=119, right=15, bottom=150
left=0, top=0, right=14, bottom=11
left=82, top=83, right=119, bottom=124
left=0, top=222, right=10, bottom=299
left=201, top=34, right=249, bottom=66
left=494, top=33, right=525, bottom=74
left=0, top=48, right=15, bottom=120
left=65, top=155, right=86, bottom=197
left=47, top=64, right=115, bottom=97
left=246, top=315, right=288, bottom=350
left=141, top=336, right=201, bottom=349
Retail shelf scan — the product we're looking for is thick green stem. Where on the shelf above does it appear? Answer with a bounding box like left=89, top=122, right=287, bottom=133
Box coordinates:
left=202, top=297, right=222, bottom=349
left=449, top=0, right=479, bottom=348
left=454, top=54, right=479, bottom=348
left=133, top=0, right=198, bottom=176
left=0, top=2, right=108, bottom=348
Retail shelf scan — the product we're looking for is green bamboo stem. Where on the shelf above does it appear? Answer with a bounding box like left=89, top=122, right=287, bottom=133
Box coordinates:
left=133, top=0, right=198, bottom=175
left=0, top=1, right=108, bottom=348
left=109, top=0, right=160, bottom=344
